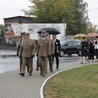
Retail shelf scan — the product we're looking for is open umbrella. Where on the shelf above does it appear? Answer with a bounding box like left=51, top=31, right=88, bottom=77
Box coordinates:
left=95, top=33, right=98, bottom=38
left=87, top=32, right=97, bottom=37
left=37, top=27, right=61, bottom=35
left=74, top=34, right=87, bottom=39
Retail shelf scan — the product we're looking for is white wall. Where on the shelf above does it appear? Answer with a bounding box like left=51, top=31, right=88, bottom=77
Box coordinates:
left=11, top=23, right=66, bottom=41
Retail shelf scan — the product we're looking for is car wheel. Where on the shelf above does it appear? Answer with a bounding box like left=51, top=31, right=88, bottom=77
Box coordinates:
left=78, top=50, right=81, bottom=56
left=60, top=50, right=65, bottom=57
left=67, top=53, right=72, bottom=56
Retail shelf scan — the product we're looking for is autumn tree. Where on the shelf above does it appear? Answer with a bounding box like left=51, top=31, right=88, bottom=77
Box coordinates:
left=86, top=22, right=98, bottom=33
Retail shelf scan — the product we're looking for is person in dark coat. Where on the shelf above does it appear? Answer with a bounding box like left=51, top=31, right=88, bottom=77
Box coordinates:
left=52, top=34, right=61, bottom=70
left=80, top=38, right=89, bottom=64
left=94, top=36, right=98, bottom=62
left=88, top=37, right=94, bottom=62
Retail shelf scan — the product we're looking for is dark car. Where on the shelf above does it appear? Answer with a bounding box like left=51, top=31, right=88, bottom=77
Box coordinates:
left=60, top=40, right=81, bottom=57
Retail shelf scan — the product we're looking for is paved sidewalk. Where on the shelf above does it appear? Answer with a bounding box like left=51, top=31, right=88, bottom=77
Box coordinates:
left=0, top=49, right=97, bottom=98
left=0, top=57, right=96, bottom=98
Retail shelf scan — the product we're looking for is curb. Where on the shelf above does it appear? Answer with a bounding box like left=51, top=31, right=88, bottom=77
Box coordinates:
left=40, top=62, right=97, bottom=98
left=40, top=67, right=79, bottom=98
left=0, top=55, right=17, bottom=58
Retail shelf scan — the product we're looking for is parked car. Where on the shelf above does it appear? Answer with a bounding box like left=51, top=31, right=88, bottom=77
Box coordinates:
left=60, top=40, right=81, bottom=57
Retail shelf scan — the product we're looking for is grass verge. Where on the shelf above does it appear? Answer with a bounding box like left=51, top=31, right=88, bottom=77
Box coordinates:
left=44, top=64, right=98, bottom=98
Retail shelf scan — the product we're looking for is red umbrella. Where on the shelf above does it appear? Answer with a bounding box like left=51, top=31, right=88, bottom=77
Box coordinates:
left=87, top=32, right=97, bottom=37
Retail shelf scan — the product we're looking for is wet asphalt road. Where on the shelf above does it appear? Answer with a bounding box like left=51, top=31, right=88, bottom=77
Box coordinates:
left=0, top=54, right=80, bottom=73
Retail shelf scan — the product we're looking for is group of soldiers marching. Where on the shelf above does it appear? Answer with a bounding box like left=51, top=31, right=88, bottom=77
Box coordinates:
left=17, top=30, right=57, bottom=77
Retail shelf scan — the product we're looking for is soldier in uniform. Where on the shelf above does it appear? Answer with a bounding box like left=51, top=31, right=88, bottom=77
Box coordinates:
left=17, top=33, right=30, bottom=74
left=46, top=33, right=55, bottom=72
left=37, top=30, right=50, bottom=77
left=20, top=33, right=35, bottom=77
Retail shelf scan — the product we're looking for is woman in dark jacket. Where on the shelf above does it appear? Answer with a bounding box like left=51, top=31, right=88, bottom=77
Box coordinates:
left=80, top=38, right=89, bottom=64
left=94, top=37, right=98, bottom=62
left=88, top=38, right=94, bottom=62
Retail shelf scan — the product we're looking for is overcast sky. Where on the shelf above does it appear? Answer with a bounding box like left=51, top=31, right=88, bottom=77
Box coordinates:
left=0, top=0, right=98, bottom=25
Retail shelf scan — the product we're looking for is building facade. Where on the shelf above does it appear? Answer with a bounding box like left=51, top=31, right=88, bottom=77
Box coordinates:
left=3, top=16, right=32, bottom=45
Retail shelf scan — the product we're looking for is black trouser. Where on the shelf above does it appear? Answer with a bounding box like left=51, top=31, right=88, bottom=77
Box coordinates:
left=53, top=54, right=59, bottom=69
left=88, top=53, right=94, bottom=60
left=95, top=49, right=98, bottom=59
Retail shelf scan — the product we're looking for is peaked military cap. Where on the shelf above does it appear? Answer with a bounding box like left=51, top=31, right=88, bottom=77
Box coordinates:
left=41, top=30, right=47, bottom=34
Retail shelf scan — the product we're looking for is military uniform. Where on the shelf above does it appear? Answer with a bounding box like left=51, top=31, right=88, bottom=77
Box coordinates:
left=20, top=38, right=35, bottom=76
left=37, top=37, right=50, bottom=76
left=47, top=38, right=55, bottom=72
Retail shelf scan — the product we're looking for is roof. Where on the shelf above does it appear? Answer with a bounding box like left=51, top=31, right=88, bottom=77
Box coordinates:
left=3, top=16, right=32, bottom=20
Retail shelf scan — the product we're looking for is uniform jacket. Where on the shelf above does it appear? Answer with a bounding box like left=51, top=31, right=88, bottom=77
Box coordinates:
left=21, top=39, right=36, bottom=58
left=54, top=39, right=61, bottom=55
left=37, top=37, right=50, bottom=57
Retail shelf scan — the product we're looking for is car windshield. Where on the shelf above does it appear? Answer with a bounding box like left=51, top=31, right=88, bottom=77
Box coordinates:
left=60, top=41, right=67, bottom=45
left=60, top=40, right=81, bottom=45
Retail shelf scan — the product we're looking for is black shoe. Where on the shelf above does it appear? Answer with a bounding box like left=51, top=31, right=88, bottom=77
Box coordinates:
left=29, top=73, right=32, bottom=76
left=80, top=62, right=83, bottom=64
left=50, top=69, right=53, bottom=72
left=19, top=73, right=24, bottom=77
left=36, top=68, right=39, bottom=71
left=43, top=74, right=45, bottom=77
left=51, top=70, right=53, bottom=73
left=50, top=68, right=53, bottom=73
left=40, top=72, right=42, bottom=75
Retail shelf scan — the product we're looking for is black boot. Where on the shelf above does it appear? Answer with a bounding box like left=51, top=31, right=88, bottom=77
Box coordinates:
left=19, top=73, right=24, bottom=77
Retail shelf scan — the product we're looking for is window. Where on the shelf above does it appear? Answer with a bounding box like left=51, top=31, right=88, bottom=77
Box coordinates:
left=66, top=41, right=73, bottom=46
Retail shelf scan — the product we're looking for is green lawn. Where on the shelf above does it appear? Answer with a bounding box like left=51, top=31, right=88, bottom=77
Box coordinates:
left=44, top=64, right=98, bottom=98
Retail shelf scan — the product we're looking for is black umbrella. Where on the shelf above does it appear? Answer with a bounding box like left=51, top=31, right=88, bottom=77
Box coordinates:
left=37, top=27, right=61, bottom=35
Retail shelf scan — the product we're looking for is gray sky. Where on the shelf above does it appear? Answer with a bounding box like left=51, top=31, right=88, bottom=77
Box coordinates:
left=0, top=0, right=31, bottom=24
left=0, top=0, right=98, bottom=25
left=85, top=0, right=98, bottom=25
